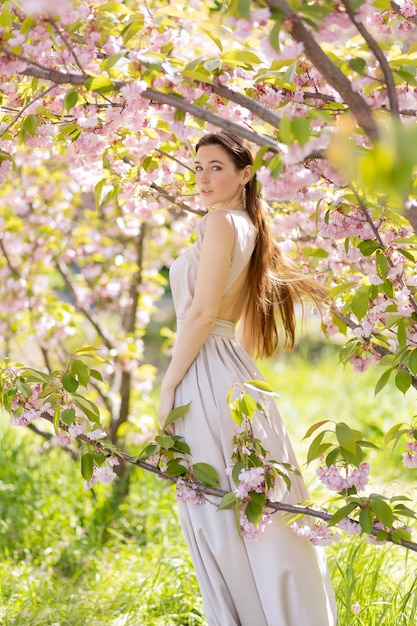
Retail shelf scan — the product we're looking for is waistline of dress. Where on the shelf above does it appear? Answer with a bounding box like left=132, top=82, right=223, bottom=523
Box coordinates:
left=176, top=318, right=236, bottom=338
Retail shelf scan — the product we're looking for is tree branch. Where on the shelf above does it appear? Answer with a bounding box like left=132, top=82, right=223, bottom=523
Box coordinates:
left=150, top=183, right=205, bottom=216
left=55, top=258, right=115, bottom=351
left=110, top=226, right=147, bottom=441
left=265, top=0, right=379, bottom=139
left=209, top=82, right=282, bottom=129
left=0, top=239, right=20, bottom=277
left=341, top=0, right=399, bottom=116
left=14, top=62, right=281, bottom=151
left=34, top=408, right=417, bottom=554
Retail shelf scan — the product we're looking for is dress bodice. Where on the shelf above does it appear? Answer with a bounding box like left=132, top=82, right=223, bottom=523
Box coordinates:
left=169, top=209, right=257, bottom=321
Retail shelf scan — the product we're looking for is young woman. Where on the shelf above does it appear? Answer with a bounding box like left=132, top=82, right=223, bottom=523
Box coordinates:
left=158, top=132, right=337, bottom=626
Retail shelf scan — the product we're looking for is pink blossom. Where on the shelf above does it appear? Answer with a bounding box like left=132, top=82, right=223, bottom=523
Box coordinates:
left=21, top=0, right=73, bottom=16
left=398, top=0, right=417, bottom=18
left=290, top=521, right=341, bottom=546
left=337, top=517, right=362, bottom=536
left=57, top=431, right=72, bottom=446
left=352, top=602, right=361, bottom=615
left=316, top=462, right=370, bottom=492
left=240, top=510, right=272, bottom=541
left=402, top=439, right=417, bottom=468
left=86, top=428, right=107, bottom=441
left=84, top=464, right=117, bottom=489
left=68, top=422, right=85, bottom=437
left=176, top=478, right=205, bottom=504
left=234, top=466, right=265, bottom=499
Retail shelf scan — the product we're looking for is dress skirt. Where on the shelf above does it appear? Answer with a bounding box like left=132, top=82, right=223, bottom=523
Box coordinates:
left=173, top=319, right=337, bottom=626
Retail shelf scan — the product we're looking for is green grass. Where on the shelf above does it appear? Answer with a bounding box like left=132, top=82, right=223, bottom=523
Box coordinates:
left=1, top=342, right=417, bottom=625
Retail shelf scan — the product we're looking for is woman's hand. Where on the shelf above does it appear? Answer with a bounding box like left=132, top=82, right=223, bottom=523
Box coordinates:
left=158, top=385, right=176, bottom=434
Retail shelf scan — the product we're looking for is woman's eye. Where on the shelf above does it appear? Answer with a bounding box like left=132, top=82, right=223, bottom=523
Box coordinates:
left=195, top=166, right=202, bottom=171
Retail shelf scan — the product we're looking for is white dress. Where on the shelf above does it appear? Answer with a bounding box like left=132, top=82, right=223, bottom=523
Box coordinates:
left=169, top=209, right=337, bottom=626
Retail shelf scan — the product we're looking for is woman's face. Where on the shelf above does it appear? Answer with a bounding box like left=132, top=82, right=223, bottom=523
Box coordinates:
left=194, top=144, right=250, bottom=210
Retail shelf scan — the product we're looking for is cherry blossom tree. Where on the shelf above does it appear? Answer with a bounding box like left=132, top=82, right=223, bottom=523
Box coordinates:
left=1, top=0, right=417, bottom=546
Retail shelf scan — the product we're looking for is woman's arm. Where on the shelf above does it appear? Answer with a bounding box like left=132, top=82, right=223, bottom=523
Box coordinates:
left=158, top=210, right=235, bottom=426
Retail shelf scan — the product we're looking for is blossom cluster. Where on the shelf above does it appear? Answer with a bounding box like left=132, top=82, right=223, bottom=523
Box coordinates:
left=316, top=462, right=370, bottom=493
left=290, top=521, right=341, bottom=547
left=402, top=431, right=417, bottom=468
left=175, top=477, right=206, bottom=505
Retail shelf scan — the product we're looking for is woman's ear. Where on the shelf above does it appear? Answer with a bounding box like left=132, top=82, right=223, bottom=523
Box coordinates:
left=241, top=164, right=252, bottom=185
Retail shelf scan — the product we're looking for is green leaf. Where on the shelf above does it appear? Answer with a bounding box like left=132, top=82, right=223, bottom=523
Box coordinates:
left=238, top=393, right=257, bottom=419
left=303, top=419, right=331, bottom=440
left=71, top=359, right=90, bottom=387
left=397, top=318, right=407, bottom=348
left=201, top=28, right=223, bottom=52
left=395, top=369, right=412, bottom=395
left=358, top=240, right=381, bottom=256
left=61, top=408, right=76, bottom=426
left=245, top=500, right=263, bottom=525
left=53, top=407, right=60, bottom=435
left=325, top=447, right=340, bottom=467
left=340, top=444, right=363, bottom=466
left=62, top=89, right=79, bottom=113
left=221, top=50, right=262, bottom=69
left=0, top=2, right=12, bottom=29
left=219, top=492, right=238, bottom=509
left=22, top=114, right=38, bottom=136
left=138, top=443, right=159, bottom=461
left=384, top=424, right=408, bottom=450
left=164, top=461, right=187, bottom=477
left=351, top=290, right=369, bottom=321
left=92, top=452, right=106, bottom=466
left=374, top=367, right=393, bottom=395
left=335, top=422, right=360, bottom=454
left=408, top=348, right=417, bottom=375
left=237, top=0, right=251, bottom=19
left=99, top=1, right=132, bottom=14
left=163, top=401, right=191, bottom=429
left=348, top=57, right=366, bottom=75
left=89, top=369, right=103, bottom=382
left=193, top=462, right=220, bottom=487
left=328, top=502, right=359, bottom=527
left=359, top=507, right=373, bottom=534
left=306, top=430, right=326, bottom=463
left=244, top=379, right=276, bottom=395
left=370, top=495, right=393, bottom=529
left=172, top=439, right=191, bottom=455
left=376, top=250, right=389, bottom=280
left=62, top=372, right=79, bottom=393
left=102, top=51, right=127, bottom=72
left=155, top=434, right=175, bottom=449
left=81, top=453, right=94, bottom=482
left=85, top=75, right=115, bottom=95
left=232, top=460, right=245, bottom=484
left=291, top=117, right=310, bottom=146
left=72, top=394, right=100, bottom=423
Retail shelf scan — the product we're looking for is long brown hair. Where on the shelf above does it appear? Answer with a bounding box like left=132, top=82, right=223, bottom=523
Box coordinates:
left=195, top=131, right=327, bottom=359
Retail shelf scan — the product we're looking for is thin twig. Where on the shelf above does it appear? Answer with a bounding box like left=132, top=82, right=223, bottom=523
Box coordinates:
left=0, top=83, right=57, bottom=139
left=49, top=18, right=87, bottom=75
left=55, top=258, right=115, bottom=351
left=0, top=239, right=20, bottom=277
left=341, top=0, right=399, bottom=116
left=150, top=183, right=205, bottom=216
